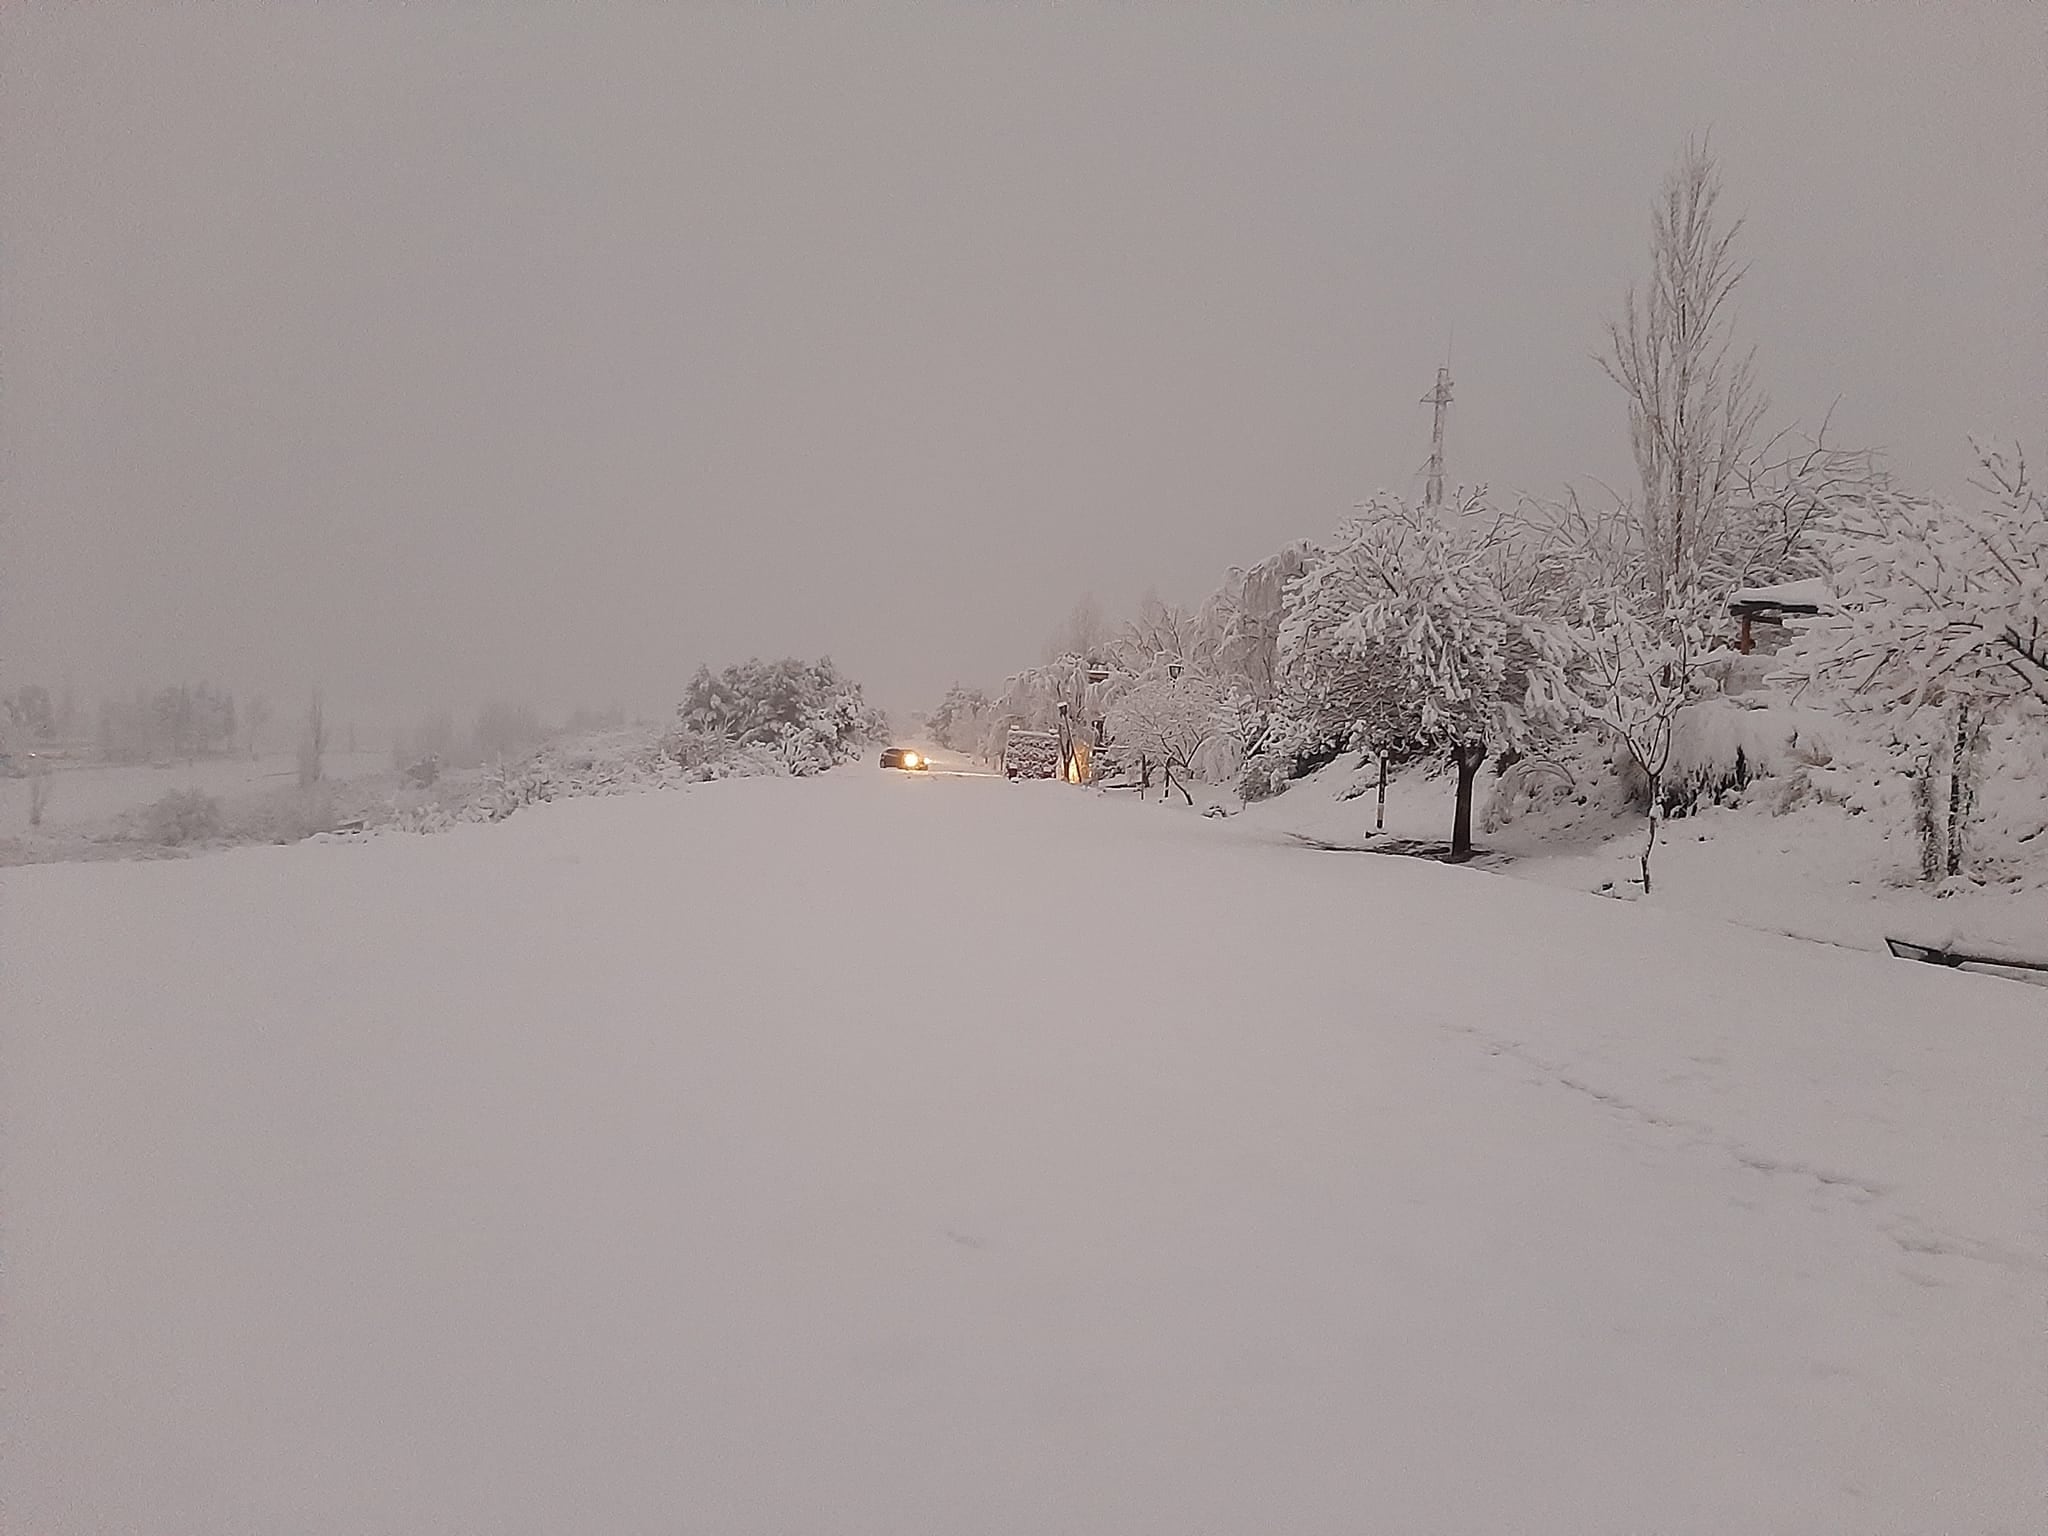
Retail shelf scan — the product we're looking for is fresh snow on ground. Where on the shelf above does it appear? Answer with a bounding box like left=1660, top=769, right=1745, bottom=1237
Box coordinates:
left=5, top=768, right=2045, bottom=1532
left=0, top=751, right=390, bottom=839
left=1233, top=744, right=2048, bottom=967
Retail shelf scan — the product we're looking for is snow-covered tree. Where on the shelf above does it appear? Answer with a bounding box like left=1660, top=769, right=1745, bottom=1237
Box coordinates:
left=927, top=684, right=993, bottom=754
left=1112, top=594, right=1220, bottom=680
left=1287, top=491, right=1574, bottom=858
left=4, top=684, right=54, bottom=741
left=1572, top=585, right=1712, bottom=892
left=1602, top=135, right=1768, bottom=593
left=986, top=651, right=1116, bottom=763
left=27, top=761, right=51, bottom=828
left=1786, top=442, right=2045, bottom=712
left=1534, top=484, right=1722, bottom=890
left=1105, top=669, right=1225, bottom=805
left=298, top=688, right=326, bottom=788
left=1256, top=566, right=1426, bottom=803
left=1043, top=594, right=1116, bottom=667
left=677, top=657, right=886, bottom=776
left=1779, top=440, right=2045, bottom=878
left=244, top=693, right=273, bottom=760
left=1717, top=419, right=1888, bottom=593
left=1213, top=546, right=1310, bottom=706
left=1602, top=140, right=1887, bottom=607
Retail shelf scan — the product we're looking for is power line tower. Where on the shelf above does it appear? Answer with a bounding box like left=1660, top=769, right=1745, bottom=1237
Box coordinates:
left=1420, top=364, right=1454, bottom=508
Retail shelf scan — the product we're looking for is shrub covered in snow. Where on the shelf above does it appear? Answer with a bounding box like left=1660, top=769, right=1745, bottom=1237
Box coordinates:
left=659, top=728, right=786, bottom=783
left=1238, top=682, right=1396, bottom=801
left=1628, top=698, right=1779, bottom=816
left=140, top=788, right=224, bottom=846
left=675, top=657, right=886, bottom=776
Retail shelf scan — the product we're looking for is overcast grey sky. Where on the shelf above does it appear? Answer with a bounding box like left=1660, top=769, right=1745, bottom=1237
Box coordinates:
left=3, top=2, right=2042, bottom=729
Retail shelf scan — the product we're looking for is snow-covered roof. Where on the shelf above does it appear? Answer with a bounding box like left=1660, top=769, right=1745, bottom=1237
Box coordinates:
left=1727, top=576, right=1829, bottom=612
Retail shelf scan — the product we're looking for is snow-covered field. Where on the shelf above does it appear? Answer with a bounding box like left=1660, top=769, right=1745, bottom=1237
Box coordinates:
left=5, top=768, right=2044, bottom=1533
left=0, top=751, right=390, bottom=839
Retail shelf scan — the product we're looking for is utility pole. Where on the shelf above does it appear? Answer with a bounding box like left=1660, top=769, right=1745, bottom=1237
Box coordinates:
left=1421, top=364, right=1454, bottom=509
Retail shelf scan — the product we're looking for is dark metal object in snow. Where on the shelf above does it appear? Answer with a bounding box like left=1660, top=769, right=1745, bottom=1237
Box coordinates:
left=1727, top=582, right=1825, bottom=655
left=1885, top=937, right=2048, bottom=976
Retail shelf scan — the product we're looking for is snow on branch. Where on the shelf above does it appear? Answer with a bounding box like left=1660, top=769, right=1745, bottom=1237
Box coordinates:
left=1779, top=440, right=2047, bottom=716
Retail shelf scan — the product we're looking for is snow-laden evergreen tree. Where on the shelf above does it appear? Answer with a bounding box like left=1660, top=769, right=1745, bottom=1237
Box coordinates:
left=1779, top=440, right=2045, bottom=879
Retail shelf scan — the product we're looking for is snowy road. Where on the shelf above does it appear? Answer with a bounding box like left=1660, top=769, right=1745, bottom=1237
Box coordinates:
left=5, top=769, right=2045, bottom=1533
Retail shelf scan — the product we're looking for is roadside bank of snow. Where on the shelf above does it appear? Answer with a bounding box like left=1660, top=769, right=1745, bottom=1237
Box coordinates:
left=1229, top=742, right=2047, bottom=973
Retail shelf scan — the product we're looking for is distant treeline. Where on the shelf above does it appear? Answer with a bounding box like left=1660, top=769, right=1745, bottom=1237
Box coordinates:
left=95, top=683, right=256, bottom=763
left=3, top=675, right=637, bottom=772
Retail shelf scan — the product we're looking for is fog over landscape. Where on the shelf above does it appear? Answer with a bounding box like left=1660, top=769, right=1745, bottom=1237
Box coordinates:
left=6, top=8, right=2048, bottom=1533
left=4, top=3, right=2040, bottom=728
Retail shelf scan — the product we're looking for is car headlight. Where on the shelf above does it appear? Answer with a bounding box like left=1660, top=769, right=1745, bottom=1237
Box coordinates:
left=904, top=753, right=920, bottom=767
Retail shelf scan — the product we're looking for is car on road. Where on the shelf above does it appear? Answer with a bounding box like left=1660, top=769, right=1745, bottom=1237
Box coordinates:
left=879, top=747, right=929, bottom=772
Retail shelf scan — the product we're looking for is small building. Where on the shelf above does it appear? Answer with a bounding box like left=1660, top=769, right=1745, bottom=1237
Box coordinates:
left=1727, top=577, right=1828, bottom=654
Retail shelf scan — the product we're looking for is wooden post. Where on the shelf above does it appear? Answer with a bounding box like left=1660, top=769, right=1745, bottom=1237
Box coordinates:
left=1376, top=755, right=1388, bottom=832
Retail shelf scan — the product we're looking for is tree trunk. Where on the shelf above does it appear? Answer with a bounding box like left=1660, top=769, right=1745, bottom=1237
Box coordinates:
left=1449, top=743, right=1484, bottom=860
left=1913, top=753, right=1942, bottom=882
left=1946, top=704, right=1974, bottom=879
left=1641, top=776, right=1661, bottom=894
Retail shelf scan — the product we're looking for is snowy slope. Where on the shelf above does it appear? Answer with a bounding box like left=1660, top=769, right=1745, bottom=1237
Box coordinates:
left=4, top=770, right=2044, bottom=1533
left=1235, top=744, right=2048, bottom=964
